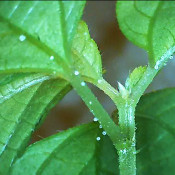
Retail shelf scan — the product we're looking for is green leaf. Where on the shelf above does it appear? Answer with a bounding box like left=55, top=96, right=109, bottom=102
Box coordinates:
left=0, top=73, right=71, bottom=174
left=0, top=1, right=85, bottom=59
left=107, top=88, right=175, bottom=174
left=0, top=2, right=88, bottom=173
left=11, top=123, right=118, bottom=175
left=10, top=88, right=175, bottom=174
left=136, top=88, right=175, bottom=174
left=72, top=21, right=102, bottom=82
left=0, top=2, right=102, bottom=82
left=0, top=2, right=107, bottom=174
left=0, top=1, right=85, bottom=76
left=116, top=1, right=175, bottom=66
left=125, top=66, right=146, bottom=91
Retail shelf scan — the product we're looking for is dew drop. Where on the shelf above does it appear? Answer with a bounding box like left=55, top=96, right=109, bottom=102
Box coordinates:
left=102, top=131, right=107, bottom=135
left=133, top=151, right=137, bottom=155
left=93, top=117, right=98, bottom=122
left=170, top=55, right=173, bottom=60
left=74, top=70, right=79, bottom=76
left=81, top=82, right=86, bottom=86
left=120, top=148, right=127, bottom=154
left=50, top=56, right=54, bottom=60
left=89, top=101, right=92, bottom=105
left=19, top=35, right=26, bottom=41
left=99, top=125, right=102, bottom=128
left=96, top=137, right=100, bottom=141
left=98, top=79, right=102, bottom=84
left=154, top=65, right=158, bottom=70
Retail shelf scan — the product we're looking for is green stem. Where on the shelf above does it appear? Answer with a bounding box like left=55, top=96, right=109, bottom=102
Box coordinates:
left=95, top=78, right=121, bottom=106
left=118, top=100, right=136, bottom=140
left=116, top=100, right=136, bottom=175
left=131, top=65, right=157, bottom=104
left=69, top=73, right=121, bottom=144
left=116, top=144, right=136, bottom=175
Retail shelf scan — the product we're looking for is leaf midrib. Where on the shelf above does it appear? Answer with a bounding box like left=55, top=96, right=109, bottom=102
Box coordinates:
left=0, top=15, right=65, bottom=72
left=147, top=1, right=162, bottom=60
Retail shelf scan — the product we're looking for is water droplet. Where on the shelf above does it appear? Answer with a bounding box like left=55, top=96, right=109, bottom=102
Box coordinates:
left=131, top=142, right=135, bottom=147
left=170, top=55, right=173, bottom=59
left=74, top=70, right=79, bottom=76
left=99, top=125, right=102, bottom=128
left=98, top=79, right=102, bottom=84
left=120, top=148, right=127, bottom=154
left=19, top=35, right=26, bottom=41
left=102, top=131, right=106, bottom=135
left=89, top=101, right=92, bottom=105
left=81, top=82, right=86, bottom=86
left=50, top=56, right=54, bottom=60
left=96, top=137, right=100, bottom=141
left=154, top=65, right=158, bottom=70
left=93, top=117, right=98, bottom=122
left=133, top=151, right=137, bottom=155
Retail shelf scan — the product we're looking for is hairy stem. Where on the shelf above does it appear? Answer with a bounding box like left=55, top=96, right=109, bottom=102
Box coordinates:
left=69, top=73, right=121, bottom=144
left=118, top=100, right=136, bottom=140
left=117, top=144, right=136, bottom=175
left=95, top=78, right=120, bottom=105
left=116, top=100, right=136, bottom=175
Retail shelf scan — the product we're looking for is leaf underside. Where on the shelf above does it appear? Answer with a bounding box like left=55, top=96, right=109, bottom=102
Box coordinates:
left=116, top=1, right=175, bottom=65
left=136, top=88, right=175, bottom=174
left=0, top=74, right=71, bottom=174
left=11, top=123, right=118, bottom=175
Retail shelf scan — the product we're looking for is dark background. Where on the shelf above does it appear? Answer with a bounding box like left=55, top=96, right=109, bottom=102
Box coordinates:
left=32, top=1, right=175, bottom=142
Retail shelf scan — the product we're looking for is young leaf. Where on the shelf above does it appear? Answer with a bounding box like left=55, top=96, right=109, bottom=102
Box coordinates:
left=72, top=21, right=102, bottom=82
left=136, top=88, right=175, bottom=174
left=125, top=66, right=146, bottom=91
left=116, top=2, right=175, bottom=66
left=0, top=73, right=71, bottom=174
left=11, top=123, right=118, bottom=175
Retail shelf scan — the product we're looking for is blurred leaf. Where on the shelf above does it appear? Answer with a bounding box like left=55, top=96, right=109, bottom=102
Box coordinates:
left=11, top=123, right=118, bottom=175
left=116, top=1, right=175, bottom=65
left=136, top=88, right=175, bottom=174
left=0, top=73, right=71, bottom=174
